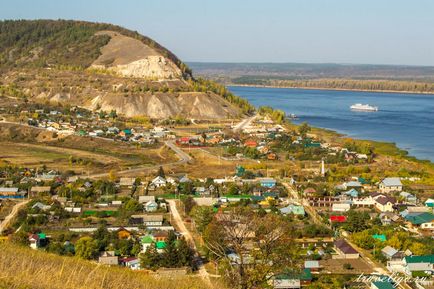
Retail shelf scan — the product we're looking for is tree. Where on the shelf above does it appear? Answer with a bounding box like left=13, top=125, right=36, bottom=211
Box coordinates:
left=140, top=243, right=161, bottom=271
left=162, top=231, right=179, bottom=267
left=177, top=237, right=194, bottom=267
left=298, top=122, right=311, bottom=137
left=75, top=236, right=99, bottom=260
left=157, top=166, right=165, bottom=178
left=108, top=170, right=117, bottom=183
left=343, top=211, right=370, bottom=232
left=190, top=206, right=214, bottom=233
left=182, top=196, right=196, bottom=215
left=204, top=208, right=299, bottom=289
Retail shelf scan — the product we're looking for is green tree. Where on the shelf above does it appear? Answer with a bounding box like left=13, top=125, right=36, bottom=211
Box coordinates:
left=298, top=122, right=311, bottom=137
left=162, top=231, right=179, bottom=267
left=75, top=236, right=99, bottom=260
left=140, top=243, right=161, bottom=270
left=190, top=206, right=215, bottom=233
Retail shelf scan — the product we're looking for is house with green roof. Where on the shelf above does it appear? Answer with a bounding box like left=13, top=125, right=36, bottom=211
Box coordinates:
left=272, top=268, right=312, bottom=289
left=403, top=255, right=434, bottom=276
left=141, top=235, right=154, bottom=252
left=404, top=212, right=434, bottom=230
left=371, top=281, right=395, bottom=289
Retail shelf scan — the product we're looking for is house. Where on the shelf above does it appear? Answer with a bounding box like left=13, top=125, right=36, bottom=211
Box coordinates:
left=343, top=188, right=359, bottom=198
left=332, top=203, right=351, bottom=212
left=403, top=255, right=434, bottom=276
left=32, top=202, right=51, bottom=211
left=144, top=200, right=159, bottom=212
left=119, top=177, right=135, bottom=188
left=379, top=178, right=402, bottom=193
left=30, top=186, right=51, bottom=195
left=0, top=187, right=20, bottom=198
left=29, top=233, right=46, bottom=249
left=329, top=215, right=346, bottom=223
left=244, top=140, right=258, bottom=148
left=304, top=260, right=321, bottom=272
left=334, top=239, right=359, bottom=259
left=379, top=212, right=400, bottom=225
left=119, top=257, right=140, bottom=270
left=404, top=212, right=434, bottom=230
left=381, top=246, right=400, bottom=260
left=179, top=175, right=191, bottom=183
left=400, top=192, right=417, bottom=204
left=272, top=269, right=312, bottom=289
left=117, top=227, right=132, bottom=239
left=138, top=195, right=156, bottom=204
left=344, top=181, right=362, bottom=190
left=260, top=178, right=277, bottom=188
left=280, top=205, right=305, bottom=216
left=151, top=176, right=167, bottom=188
left=141, top=235, right=155, bottom=252
left=371, top=193, right=396, bottom=212
left=99, top=251, right=119, bottom=265
left=371, top=281, right=395, bottom=289
left=142, top=214, right=164, bottom=226
left=425, top=198, right=434, bottom=208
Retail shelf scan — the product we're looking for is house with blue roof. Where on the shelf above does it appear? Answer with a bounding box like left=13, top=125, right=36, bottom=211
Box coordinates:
left=259, top=178, right=277, bottom=188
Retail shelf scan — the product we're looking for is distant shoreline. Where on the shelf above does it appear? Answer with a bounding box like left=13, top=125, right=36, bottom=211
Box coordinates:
left=228, top=83, right=434, bottom=95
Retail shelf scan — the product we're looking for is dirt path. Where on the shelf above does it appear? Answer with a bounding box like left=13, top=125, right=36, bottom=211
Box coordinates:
left=0, top=200, right=29, bottom=234
left=167, top=199, right=212, bottom=287
left=232, top=115, right=257, bottom=132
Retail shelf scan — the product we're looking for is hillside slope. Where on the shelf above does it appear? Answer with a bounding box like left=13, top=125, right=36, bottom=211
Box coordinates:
left=0, top=243, right=213, bottom=289
left=0, top=20, right=252, bottom=119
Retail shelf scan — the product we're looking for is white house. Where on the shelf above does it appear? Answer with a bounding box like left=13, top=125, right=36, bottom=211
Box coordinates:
left=332, top=203, right=351, bottom=212
left=151, top=176, right=167, bottom=188
left=379, top=178, right=402, bottom=193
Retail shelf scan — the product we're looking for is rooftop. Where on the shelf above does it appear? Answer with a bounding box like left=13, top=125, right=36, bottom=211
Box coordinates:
left=381, top=177, right=402, bottom=187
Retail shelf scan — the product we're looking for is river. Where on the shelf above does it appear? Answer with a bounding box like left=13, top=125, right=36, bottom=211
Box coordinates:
left=228, top=86, right=434, bottom=162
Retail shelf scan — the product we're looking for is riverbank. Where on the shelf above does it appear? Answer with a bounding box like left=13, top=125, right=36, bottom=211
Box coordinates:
left=229, top=83, right=434, bottom=96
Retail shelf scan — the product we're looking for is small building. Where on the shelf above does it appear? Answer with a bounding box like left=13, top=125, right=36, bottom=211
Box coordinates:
left=404, top=212, right=434, bottom=230
left=0, top=187, right=20, bottom=198
left=138, top=195, right=156, bottom=204
left=372, top=194, right=396, bottom=212
left=371, top=281, right=395, bottom=289
left=379, top=178, right=403, bottom=193
left=120, top=257, right=140, bottom=270
left=142, top=214, right=164, bottom=226
left=151, top=176, right=167, bottom=188
left=329, top=215, right=346, bottom=223
left=272, top=269, right=312, bottom=289
left=30, top=186, right=51, bottom=195
left=29, top=233, right=46, bottom=249
left=119, top=177, right=135, bottom=188
left=260, top=178, right=277, bottom=188
left=304, top=260, right=321, bottom=272
left=332, top=203, right=351, bottom=212
left=403, top=255, right=434, bottom=276
left=399, top=192, right=417, bottom=204
left=280, top=205, right=305, bottom=216
left=99, top=251, right=118, bottom=265
left=425, top=198, right=434, bottom=208
left=334, top=239, right=359, bottom=259
left=381, top=246, right=399, bottom=260
left=144, top=200, right=159, bottom=212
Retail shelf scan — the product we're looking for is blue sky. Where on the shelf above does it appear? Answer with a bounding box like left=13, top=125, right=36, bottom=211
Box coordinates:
left=2, top=0, right=434, bottom=65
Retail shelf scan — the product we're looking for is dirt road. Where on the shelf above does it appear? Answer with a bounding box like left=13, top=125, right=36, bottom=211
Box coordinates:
left=0, top=200, right=29, bottom=234
left=167, top=199, right=212, bottom=287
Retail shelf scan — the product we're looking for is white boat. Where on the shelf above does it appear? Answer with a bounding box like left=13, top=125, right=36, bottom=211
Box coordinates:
left=350, top=103, right=378, bottom=112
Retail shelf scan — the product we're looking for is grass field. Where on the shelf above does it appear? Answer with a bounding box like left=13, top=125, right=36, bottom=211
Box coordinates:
left=0, top=243, right=215, bottom=289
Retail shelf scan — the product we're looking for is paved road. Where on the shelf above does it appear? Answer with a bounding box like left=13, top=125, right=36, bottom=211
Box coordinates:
left=167, top=199, right=212, bottom=287
left=232, top=115, right=257, bottom=132
left=0, top=200, right=30, bottom=234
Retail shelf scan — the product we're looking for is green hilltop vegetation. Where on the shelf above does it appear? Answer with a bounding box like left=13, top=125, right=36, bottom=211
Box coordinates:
left=0, top=242, right=214, bottom=289
left=0, top=19, right=191, bottom=76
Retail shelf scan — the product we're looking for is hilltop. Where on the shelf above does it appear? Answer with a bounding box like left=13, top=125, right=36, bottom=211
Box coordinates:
left=0, top=20, right=253, bottom=119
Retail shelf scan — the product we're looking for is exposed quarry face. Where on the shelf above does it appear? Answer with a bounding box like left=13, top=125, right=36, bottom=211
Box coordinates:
left=91, top=31, right=182, bottom=79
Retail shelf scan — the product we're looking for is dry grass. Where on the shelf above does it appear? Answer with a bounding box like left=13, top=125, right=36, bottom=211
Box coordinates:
left=0, top=243, right=212, bottom=289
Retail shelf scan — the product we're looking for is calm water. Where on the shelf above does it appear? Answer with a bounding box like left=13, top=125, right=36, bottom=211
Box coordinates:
left=228, top=86, right=434, bottom=162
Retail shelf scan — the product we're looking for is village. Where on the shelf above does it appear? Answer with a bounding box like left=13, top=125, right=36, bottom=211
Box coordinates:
left=0, top=104, right=433, bottom=289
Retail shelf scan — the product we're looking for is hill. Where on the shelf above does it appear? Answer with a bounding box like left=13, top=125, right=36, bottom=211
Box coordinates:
left=0, top=242, right=214, bottom=289
left=0, top=20, right=253, bottom=118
